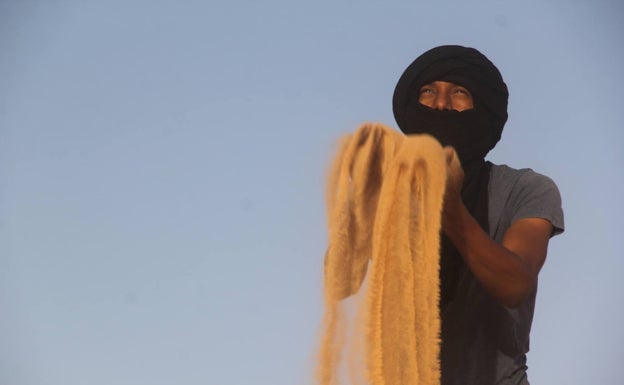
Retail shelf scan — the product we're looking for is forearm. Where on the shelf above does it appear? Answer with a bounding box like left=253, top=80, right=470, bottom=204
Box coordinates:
left=443, top=202, right=536, bottom=308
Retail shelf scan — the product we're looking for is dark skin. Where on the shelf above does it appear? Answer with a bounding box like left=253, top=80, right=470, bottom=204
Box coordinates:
left=419, top=81, right=553, bottom=308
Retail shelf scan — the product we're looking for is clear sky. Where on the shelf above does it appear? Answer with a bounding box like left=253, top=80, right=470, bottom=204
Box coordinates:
left=1, top=1, right=622, bottom=384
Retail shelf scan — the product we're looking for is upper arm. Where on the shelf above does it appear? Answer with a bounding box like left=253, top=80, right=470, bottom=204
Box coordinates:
left=492, top=167, right=564, bottom=279
left=501, top=217, right=553, bottom=279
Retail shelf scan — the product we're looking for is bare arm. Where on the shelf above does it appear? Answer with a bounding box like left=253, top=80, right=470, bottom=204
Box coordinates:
left=443, top=202, right=552, bottom=308
left=442, top=148, right=553, bottom=308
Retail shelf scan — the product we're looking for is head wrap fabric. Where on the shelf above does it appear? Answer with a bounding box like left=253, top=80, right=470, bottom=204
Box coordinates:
left=392, top=45, right=509, bottom=157
left=390, top=46, right=511, bottom=385
left=392, top=46, right=510, bottom=384
left=402, top=103, right=493, bottom=166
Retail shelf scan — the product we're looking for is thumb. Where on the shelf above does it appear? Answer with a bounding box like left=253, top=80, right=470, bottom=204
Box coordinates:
left=443, top=146, right=459, bottom=165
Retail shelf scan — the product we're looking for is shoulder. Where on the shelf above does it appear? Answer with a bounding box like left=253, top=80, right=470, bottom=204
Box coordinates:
left=490, top=164, right=557, bottom=190
left=490, top=163, right=561, bottom=201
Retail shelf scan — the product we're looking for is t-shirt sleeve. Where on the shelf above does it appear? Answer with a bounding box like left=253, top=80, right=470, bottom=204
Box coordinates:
left=508, top=171, right=565, bottom=237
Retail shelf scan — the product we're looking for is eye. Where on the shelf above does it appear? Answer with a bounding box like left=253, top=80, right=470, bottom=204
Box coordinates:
left=419, top=86, right=435, bottom=95
left=452, top=87, right=471, bottom=97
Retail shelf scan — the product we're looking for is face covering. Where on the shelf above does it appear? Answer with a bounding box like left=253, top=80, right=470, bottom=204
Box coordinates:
left=402, top=101, right=493, bottom=167
left=392, top=45, right=509, bottom=159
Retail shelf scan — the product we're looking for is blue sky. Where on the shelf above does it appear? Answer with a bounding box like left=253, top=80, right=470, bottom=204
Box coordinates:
left=1, top=1, right=623, bottom=384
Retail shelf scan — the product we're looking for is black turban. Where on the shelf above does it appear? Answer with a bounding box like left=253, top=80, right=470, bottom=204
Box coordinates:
left=392, top=45, right=509, bottom=153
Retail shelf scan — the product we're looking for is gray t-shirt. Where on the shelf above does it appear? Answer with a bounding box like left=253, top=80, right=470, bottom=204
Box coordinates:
left=441, top=163, right=564, bottom=385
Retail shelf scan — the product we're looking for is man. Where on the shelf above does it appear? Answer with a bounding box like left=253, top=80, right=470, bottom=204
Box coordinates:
left=392, top=45, right=564, bottom=384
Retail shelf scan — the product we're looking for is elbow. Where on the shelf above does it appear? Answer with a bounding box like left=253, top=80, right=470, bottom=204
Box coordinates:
left=500, top=295, right=528, bottom=309
left=497, top=277, right=538, bottom=309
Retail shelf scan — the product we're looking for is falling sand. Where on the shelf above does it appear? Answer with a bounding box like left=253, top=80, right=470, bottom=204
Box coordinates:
left=318, top=123, right=459, bottom=385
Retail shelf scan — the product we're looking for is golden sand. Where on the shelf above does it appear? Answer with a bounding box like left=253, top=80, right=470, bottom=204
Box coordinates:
left=318, top=123, right=456, bottom=385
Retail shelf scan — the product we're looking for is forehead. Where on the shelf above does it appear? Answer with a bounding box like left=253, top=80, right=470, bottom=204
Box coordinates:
left=421, top=80, right=468, bottom=88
